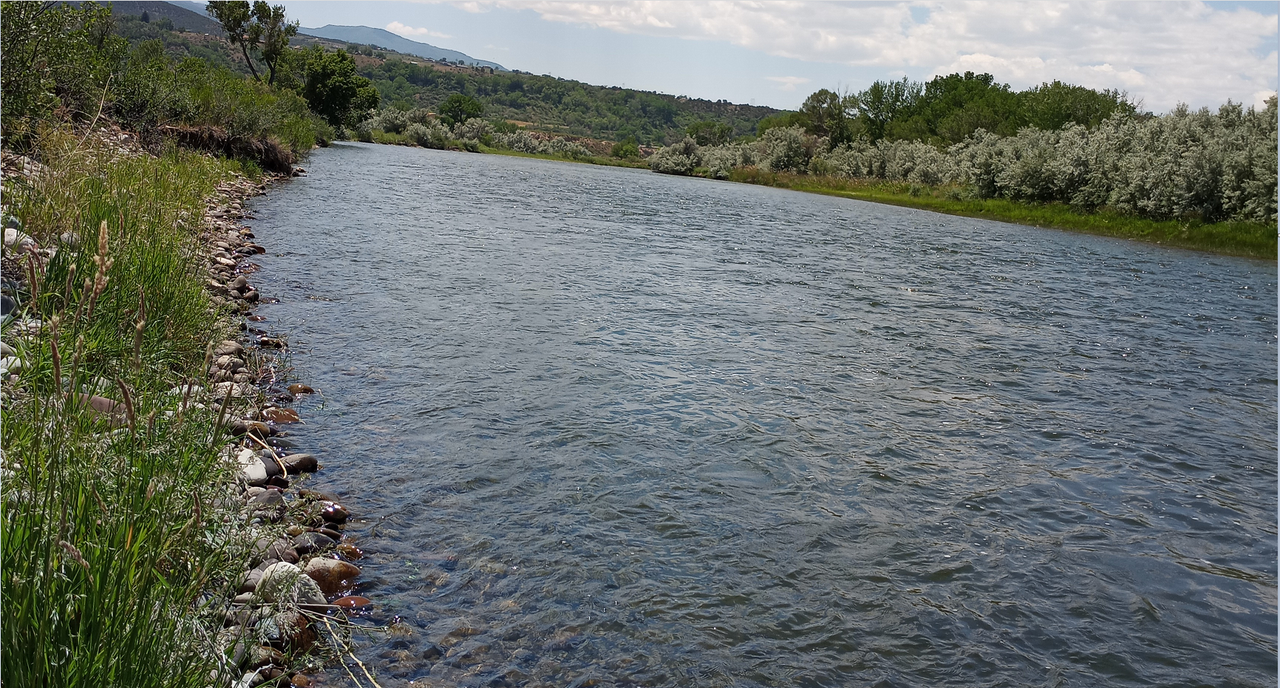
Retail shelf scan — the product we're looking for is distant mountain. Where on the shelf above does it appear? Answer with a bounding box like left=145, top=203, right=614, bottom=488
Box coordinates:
left=298, top=25, right=504, bottom=71
left=167, top=1, right=212, bottom=18
left=78, top=1, right=224, bottom=34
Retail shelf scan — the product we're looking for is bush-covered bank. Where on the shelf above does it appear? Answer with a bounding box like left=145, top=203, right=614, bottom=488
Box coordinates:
left=725, top=169, right=1277, bottom=259
left=1, top=3, right=348, bottom=171
left=649, top=96, right=1277, bottom=257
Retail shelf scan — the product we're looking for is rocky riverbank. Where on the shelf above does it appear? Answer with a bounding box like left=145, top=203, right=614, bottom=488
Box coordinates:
left=195, top=163, right=375, bottom=688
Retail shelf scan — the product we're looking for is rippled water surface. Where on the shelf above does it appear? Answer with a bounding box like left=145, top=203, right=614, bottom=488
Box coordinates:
left=249, top=143, right=1277, bottom=687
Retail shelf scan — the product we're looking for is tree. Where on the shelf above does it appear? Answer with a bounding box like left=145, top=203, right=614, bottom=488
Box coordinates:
left=300, top=47, right=380, bottom=127
left=611, top=136, right=640, bottom=158
left=206, top=1, right=297, bottom=85
left=798, top=88, right=856, bottom=147
left=252, top=1, right=297, bottom=86
left=207, top=1, right=260, bottom=81
left=141, top=10, right=150, bottom=22
left=687, top=120, right=733, bottom=146
left=439, top=93, right=483, bottom=126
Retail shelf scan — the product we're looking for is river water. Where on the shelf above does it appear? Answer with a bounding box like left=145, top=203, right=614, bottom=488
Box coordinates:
left=249, top=142, right=1277, bottom=687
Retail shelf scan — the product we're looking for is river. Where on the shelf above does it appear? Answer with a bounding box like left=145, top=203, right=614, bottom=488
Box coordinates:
left=248, top=142, right=1277, bottom=687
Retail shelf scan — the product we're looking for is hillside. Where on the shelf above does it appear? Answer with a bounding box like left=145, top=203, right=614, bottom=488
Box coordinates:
left=298, top=25, right=504, bottom=71
left=73, top=0, right=224, bottom=34
left=103, top=14, right=779, bottom=145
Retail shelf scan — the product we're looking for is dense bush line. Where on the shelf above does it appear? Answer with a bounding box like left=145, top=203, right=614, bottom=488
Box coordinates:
left=653, top=98, right=1278, bottom=224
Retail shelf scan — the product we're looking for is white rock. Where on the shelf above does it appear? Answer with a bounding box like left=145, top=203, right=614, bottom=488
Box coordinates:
left=0, top=341, right=13, bottom=357
left=256, top=561, right=326, bottom=605
left=0, top=357, right=22, bottom=373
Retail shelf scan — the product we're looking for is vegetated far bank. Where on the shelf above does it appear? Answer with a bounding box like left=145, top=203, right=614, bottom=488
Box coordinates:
left=648, top=80, right=1278, bottom=260
left=729, top=170, right=1277, bottom=259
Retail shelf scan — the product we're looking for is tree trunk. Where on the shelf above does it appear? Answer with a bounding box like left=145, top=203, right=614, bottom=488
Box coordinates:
left=240, top=43, right=261, bottom=81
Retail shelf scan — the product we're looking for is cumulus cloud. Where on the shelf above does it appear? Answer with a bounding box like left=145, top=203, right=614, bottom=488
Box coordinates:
left=444, top=1, right=1277, bottom=111
left=386, top=21, right=452, bottom=39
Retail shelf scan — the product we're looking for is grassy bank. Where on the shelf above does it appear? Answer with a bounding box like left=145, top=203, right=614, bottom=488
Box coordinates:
left=1, top=128, right=251, bottom=687
left=726, top=169, right=1278, bottom=260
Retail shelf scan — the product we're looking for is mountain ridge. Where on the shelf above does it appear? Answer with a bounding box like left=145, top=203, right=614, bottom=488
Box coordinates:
left=297, top=25, right=504, bottom=71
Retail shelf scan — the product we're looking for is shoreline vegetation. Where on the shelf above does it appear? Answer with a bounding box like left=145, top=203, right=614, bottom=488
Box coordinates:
left=3, top=4, right=377, bottom=687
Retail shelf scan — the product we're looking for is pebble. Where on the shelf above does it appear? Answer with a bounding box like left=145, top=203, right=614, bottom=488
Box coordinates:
left=287, top=383, right=314, bottom=395
left=303, top=557, right=361, bottom=595
left=321, top=502, right=349, bottom=524
left=230, top=419, right=270, bottom=438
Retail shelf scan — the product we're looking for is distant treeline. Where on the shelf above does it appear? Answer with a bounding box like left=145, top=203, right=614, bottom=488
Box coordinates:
left=759, top=72, right=1137, bottom=146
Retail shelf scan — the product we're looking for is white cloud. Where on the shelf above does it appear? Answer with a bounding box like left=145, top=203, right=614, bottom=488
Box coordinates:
left=386, top=21, right=452, bottom=39
left=766, top=75, right=811, bottom=91
left=445, top=1, right=1277, bottom=111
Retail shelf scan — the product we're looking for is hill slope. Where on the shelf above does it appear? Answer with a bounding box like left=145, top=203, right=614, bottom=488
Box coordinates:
left=298, top=25, right=504, bottom=70
left=85, top=0, right=224, bottom=34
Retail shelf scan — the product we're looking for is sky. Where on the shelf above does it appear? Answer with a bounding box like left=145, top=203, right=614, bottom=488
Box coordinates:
left=278, top=1, right=1279, bottom=112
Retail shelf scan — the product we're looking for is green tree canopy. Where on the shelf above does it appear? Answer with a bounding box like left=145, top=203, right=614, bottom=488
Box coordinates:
left=438, top=93, right=483, bottom=126
left=300, top=47, right=380, bottom=127
left=206, top=1, right=297, bottom=85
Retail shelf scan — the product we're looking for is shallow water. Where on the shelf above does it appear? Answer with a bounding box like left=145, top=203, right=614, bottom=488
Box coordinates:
left=249, top=142, right=1277, bottom=687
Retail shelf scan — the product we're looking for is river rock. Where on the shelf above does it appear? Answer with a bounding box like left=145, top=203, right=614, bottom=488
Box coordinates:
left=303, top=557, right=361, bottom=595
left=229, top=275, right=249, bottom=291
left=244, top=644, right=283, bottom=670
left=1, top=342, right=14, bottom=357
left=262, top=407, right=300, bottom=424
left=212, top=381, right=250, bottom=398
left=243, top=289, right=259, bottom=303
left=281, top=452, right=317, bottom=473
left=230, top=419, right=270, bottom=438
left=1, top=357, right=22, bottom=373
left=237, top=449, right=268, bottom=486
left=261, top=610, right=316, bottom=652
left=332, top=595, right=372, bottom=609
left=239, top=568, right=263, bottom=593
left=247, top=489, right=285, bottom=521
left=321, top=502, right=349, bottom=524
left=292, top=531, right=336, bottom=555
left=257, top=562, right=326, bottom=605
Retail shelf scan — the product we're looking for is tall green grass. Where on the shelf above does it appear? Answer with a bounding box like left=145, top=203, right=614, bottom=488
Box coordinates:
left=2, top=128, right=251, bottom=687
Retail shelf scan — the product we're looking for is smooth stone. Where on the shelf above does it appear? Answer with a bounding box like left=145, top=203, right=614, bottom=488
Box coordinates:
left=238, top=452, right=268, bottom=486
left=230, top=419, right=270, bottom=438
left=290, top=674, right=314, bottom=687
left=243, top=289, right=259, bottom=303
left=303, top=557, right=361, bottom=595
left=336, top=543, right=364, bottom=560
left=261, top=610, right=315, bottom=652
left=332, top=595, right=372, bottom=609
left=262, top=407, right=300, bottom=424
left=212, top=381, right=249, bottom=398
left=247, top=489, right=284, bottom=518
left=244, top=644, right=283, bottom=670
left=229, top=275, right=249, bottom=290
left=292, top=531, right=336, bottom=555
left=287, top=383, right=314, bottom=395
left=58, top=232, right=79, bottom=248
left=0, top=342, right=14, bottom=356
left=281, top=452, right=317, bottom=473
left=214, top=340, right=244, bottom=357
left=239, top=568, right=263, bottom=593
left=257, top=562, right=326, bottom=605
left=321, top=502, right=349, bottom=524
left=0, top=357, right=22, bottom=373
left=0, top=295, right=13, bottom=316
